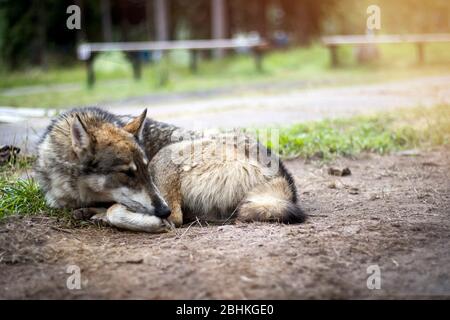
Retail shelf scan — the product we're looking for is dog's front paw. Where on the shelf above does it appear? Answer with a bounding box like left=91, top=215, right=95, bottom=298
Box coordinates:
left=142, top=218, right=173, bottom=233
left=90, top=212, right=110, bottom=226
left=161, top=219, right=176, bottom=232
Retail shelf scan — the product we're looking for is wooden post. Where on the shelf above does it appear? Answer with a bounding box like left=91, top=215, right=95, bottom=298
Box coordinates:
left=256, top=0, right=268, bottom=40
left=158, top=52, right=170, bottom=87
left=417, top=42, right=425, bottom=64
left=128, top=53, right=142, bottom=80
left=100, top=0, right=113, bottom=42
left=329, top=45, right=339, bottom=67
left=253, top=46, right=264, bottom=73
left=154, top=0, right=169, bottom=41
left=190, top=50, right=198, bottom=73
left=36, top=0, right=48, bottom=70
left=133, top=57, right=142, bottom=80
left=154, top=0, right=169, bottom=85
left=86, top=55, right=95, bottom=88
left=211, top=0, right=227, bottom=58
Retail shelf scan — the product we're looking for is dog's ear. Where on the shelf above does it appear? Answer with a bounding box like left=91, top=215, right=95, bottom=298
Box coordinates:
left=71, top=115, right=91, bottom=156
left=124, top=109, right=147, bottom=140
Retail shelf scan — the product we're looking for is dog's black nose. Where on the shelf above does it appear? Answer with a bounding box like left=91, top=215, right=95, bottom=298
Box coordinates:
left=155, top=206, right=171, bottom=219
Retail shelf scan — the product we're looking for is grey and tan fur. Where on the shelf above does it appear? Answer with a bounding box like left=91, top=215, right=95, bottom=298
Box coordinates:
left=35, top=107, right=171, bottom=232
left=35, top=107, right=306, bottom=233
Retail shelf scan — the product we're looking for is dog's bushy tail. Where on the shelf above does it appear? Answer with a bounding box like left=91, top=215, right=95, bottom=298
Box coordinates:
left=236, top=177, right=306, bottom=224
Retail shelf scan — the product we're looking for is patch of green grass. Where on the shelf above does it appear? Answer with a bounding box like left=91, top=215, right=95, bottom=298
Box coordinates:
left=1, top=43, right=450, bottom=108
left=0, top=177, right=61, bottom=219
left=270, top=104, right=450, bottom=160
left=0, top=155, right=68, bottom=219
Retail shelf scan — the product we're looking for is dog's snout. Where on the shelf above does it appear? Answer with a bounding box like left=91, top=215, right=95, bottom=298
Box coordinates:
left=155, top=206, right=171, bottom=219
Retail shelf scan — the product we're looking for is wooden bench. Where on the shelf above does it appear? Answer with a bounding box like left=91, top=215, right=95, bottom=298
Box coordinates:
left=321, top=34, right=450, bottom=67
left=77, top=38, right=268, bottom=87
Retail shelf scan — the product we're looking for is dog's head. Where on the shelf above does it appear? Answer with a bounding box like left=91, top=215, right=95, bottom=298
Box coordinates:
left=70, top=109, right=171, bottom=219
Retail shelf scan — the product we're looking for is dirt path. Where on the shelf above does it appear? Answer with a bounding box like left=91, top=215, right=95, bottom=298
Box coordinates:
left=110, top=75, right=450, bottom=128
left=1, top=75, right=449, bottom=153
left=1, top=147, right=449, bottom=299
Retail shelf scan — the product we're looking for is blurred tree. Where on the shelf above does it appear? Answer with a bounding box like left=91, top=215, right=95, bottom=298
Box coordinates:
left=212, top=0, right=227, bottom=57
left=101, top=0, right=113, bottom=41
left=227, top=0, right=334, bottom=45
left=0, top=0, right=97, bottom=69
left=279, top=0, right=336, bottom=44
left=35, top=0, right=48, bottom=68
left=1, top=0, right=38, bottom=69
left=154, top=0, right=169, bottom=40
left=256, top=0, right=269, bottom=39
left=170, top=0, right=211, bottom=40
left=321, top=0, right=450, bottom=35
left=0, top=0, right=449, bottom=69
left=75, top=0, right=87, bottom=43
left=228, top=0, right=264, bottom=36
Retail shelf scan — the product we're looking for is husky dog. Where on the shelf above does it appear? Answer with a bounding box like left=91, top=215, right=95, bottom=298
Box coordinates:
left=36, top=107, right=306, bottom=232
left=35, top=107, right=171, bottom=232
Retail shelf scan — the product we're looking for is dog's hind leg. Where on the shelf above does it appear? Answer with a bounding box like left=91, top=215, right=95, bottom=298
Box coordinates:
left=167, top=202, right=183, bottom=227
left=164, top=187, right=183, bottom=227
left=92, top=204, right=171, bottom=233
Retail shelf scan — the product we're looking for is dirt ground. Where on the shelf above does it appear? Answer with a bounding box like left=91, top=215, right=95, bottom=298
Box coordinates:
left=0, top=147, right=449, bottom=299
